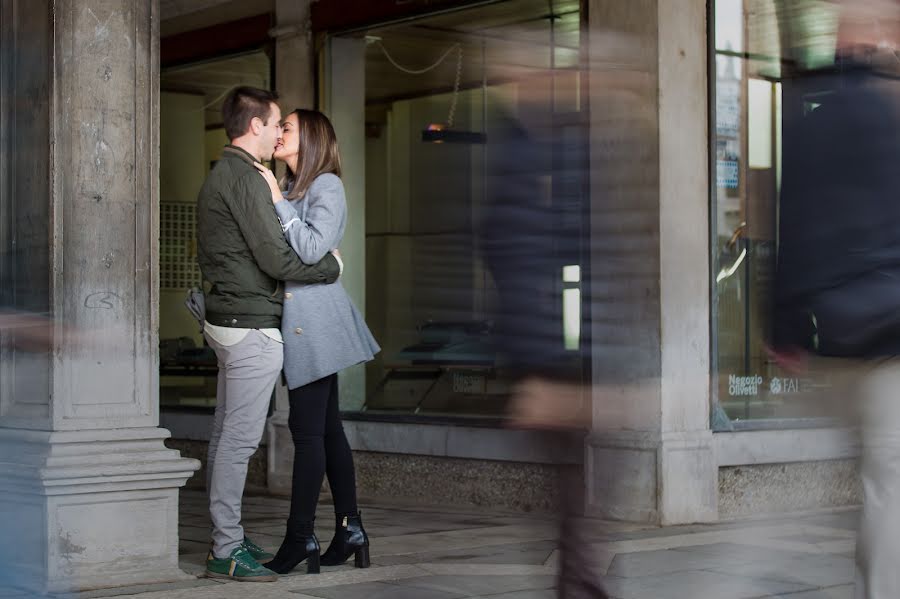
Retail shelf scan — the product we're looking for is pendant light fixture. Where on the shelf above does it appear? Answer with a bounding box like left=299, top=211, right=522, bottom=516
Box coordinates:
left=370, top=36, right=486, bottom=144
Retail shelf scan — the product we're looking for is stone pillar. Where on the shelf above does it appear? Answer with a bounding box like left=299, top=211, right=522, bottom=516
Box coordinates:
left=267, top=0, right=314, bottom=496
left=273, top=0, right=315, bottom=113
left=267, top=10, right=369, bottom=495
left=585, top=0, right=717, bottom=525
left=323, top=35, right=367, bottom=410
left=0, top=0, right=199, bottom=593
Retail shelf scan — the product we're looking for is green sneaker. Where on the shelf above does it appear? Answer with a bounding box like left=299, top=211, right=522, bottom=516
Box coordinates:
left=242, top=536, right=274, bottom=561
left=206, top=545, right=278, bottom=582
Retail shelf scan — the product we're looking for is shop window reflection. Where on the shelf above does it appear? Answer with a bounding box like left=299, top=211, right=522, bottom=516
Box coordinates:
left=711, top=0, right=841, bottom=428
left=358, top=0, right=586, bottom=418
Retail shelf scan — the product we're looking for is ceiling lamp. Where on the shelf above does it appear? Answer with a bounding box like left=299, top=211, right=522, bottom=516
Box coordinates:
left=371, top=38, right=486, bottom=145
left=421, top=122, right=486, bottom=144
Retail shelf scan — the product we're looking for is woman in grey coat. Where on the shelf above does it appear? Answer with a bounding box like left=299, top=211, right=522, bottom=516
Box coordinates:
left=253, top=109, right=379, bottom=575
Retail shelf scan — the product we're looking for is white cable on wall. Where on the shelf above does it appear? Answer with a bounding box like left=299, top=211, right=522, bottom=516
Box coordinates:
left=447, top=45, right=464, bottom=128
left=375, top=40, right=461, bottom=75
left=374, top=40, right=464, bottom=127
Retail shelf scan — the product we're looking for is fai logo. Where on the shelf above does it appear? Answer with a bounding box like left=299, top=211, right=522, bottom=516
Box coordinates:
left=769, top=377, right=799, bottom=395
left=769, top=377, right=783, bottom=395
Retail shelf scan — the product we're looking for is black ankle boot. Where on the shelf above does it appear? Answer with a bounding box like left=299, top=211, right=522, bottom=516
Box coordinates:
left=320, top=512, right=370, bottom=568
left=264, top=519, right=321, bottom=575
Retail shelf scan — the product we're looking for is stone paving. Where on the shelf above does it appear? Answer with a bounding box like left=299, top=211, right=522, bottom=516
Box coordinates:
left=14, top=490, right=861, bottom=599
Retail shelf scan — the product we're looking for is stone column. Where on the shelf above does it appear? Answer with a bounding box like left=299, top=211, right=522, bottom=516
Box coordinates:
left=0, top=0, right=199, bottom=593
left=267, top=7, right=369, bottom=496
left=267, top=0, right=315, bottom=496
left=323, top=35, right=367, bottom=410
left=585, top=0, right=717, bottom=525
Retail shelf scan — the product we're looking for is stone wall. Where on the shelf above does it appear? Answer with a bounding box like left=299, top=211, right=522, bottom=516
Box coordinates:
left=171, top=439, right=561, bottom=513
left=718, top=460, right=861, bottom=519
left=354, top=452, right=562, bottom=513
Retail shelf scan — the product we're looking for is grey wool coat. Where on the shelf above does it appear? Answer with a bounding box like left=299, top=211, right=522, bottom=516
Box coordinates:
left=274, top=173, right=380, bottom=389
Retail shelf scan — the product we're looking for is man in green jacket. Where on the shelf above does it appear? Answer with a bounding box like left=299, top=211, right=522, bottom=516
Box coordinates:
left=196, top=86, right=341, bottom=582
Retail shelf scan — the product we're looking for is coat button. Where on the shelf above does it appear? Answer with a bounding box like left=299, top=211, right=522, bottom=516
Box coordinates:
left=231, top=319, right=237, bottom=325
left=285, top=292, right=293, bottom=299
left=295, top=327, right=303, bottom=335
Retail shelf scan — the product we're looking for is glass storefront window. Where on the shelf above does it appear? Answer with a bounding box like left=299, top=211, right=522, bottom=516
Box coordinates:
left=158, top=50, right=272, bottom=410
left=711, top=0, right=841, bottom=429
left=0, top=3, right=53, bottom=422
left=349, top=0, right=588, bottom=418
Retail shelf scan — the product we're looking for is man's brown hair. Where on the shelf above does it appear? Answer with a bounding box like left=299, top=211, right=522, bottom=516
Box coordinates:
left=222, top=86, right=279, bottom=141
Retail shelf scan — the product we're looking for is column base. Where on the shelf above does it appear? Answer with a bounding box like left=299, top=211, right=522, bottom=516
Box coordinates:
left=0, top=427, right=200, bottom=594
left=585, top=429, right=717, bottom=524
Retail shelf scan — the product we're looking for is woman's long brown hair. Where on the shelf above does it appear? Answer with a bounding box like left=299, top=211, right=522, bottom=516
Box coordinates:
left=281, top=109, right=343, bottom=200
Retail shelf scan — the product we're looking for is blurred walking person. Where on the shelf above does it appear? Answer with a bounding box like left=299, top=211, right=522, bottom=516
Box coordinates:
left=772, top=3, right=900, bottom=597
left=480, top=105, right=605, bottom=598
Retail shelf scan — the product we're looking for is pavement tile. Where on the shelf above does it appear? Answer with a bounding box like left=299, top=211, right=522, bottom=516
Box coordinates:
left=80, top=491, right=865, bottom=599
left=417, top=564, right=552, bottom=577
left=278, top=564, right=431, bottom=590
left=374, top=540, right=557, bottom=566
left=602, top=570, right=812, bottom=599
left=671, top=542, right=820, bottom=563
left=361, top=525, right=459, bottom=538
left=374, top=524, right=557, bottom=557
left=386, top=574, right=556, bottom=597
left=771, top=585, right=854, bottom=598
left=803, top=512, right=859, bottom=531
left=178, top=553, right=211, bottom=577
left=295, top=581, right=464, bottom=599
left=72, top=578, right=222, bottom=599
left=775, top=534, right=847, bottom=545
left=702, top=552, right=855, bottom=588
left=812, top=541, right=856, bottom=555
left=470, top=591, right=557, bottom=599
left=177, top=526, right=211, bottom=544
left=606, top=548, right=745, bottom=578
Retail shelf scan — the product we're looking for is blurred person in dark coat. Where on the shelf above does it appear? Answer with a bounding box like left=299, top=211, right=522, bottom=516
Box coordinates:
left=772, top=2, right=900, bottom=597
left=480, top=98, right=603, bottom=598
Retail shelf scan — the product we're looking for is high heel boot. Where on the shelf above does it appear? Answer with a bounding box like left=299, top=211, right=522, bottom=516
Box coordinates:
left=320, top=513, right=370, bottom=568
left=263, top=518, right=321, bottom=575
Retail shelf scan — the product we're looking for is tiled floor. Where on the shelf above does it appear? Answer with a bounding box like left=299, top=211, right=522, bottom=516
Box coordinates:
left=56, top=491, right=860, bottom=598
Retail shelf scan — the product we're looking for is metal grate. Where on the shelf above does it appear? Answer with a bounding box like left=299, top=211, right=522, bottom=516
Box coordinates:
left=160, top=202, right=200, bottom=290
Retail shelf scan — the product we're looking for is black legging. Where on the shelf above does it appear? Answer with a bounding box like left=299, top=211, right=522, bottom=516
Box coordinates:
left=287, top=373, right=358, bottom=531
